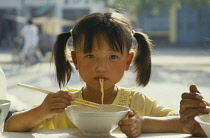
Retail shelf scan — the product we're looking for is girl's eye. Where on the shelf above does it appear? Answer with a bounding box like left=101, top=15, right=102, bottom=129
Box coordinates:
left=109, top=55, right=118, bottom=59
left=86, top=55, right=95, bottom=58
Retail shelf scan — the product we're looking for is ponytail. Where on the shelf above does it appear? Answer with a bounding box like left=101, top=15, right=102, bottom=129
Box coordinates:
left=133, top=32, right=153, bottom=87
left=51, top=32, right=73, bottom=88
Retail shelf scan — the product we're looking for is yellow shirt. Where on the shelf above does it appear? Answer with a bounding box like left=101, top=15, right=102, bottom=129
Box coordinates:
left=32, top=87, right=178, bottom=130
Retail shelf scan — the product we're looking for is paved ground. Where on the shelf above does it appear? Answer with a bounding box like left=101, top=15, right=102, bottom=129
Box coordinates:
left=0, top=44, right=210, bottom=113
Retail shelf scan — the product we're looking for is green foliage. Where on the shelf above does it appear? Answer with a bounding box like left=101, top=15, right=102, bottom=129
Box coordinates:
left=97, top=0, right=210, bottom=22
left=180, top=0, right=210, bottom=8
left=103, top=0, right=210, bottom=14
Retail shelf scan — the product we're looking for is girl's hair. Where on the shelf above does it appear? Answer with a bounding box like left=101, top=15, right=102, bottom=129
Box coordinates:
left=52, top=12, right=153, bottom=88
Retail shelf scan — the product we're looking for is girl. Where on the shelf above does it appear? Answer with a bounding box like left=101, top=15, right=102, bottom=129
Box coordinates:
left=5, top=12, right=185, bottom=137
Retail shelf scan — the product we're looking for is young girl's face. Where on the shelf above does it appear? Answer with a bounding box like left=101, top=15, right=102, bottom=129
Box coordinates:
left=71, top=34, right=133, bottom=91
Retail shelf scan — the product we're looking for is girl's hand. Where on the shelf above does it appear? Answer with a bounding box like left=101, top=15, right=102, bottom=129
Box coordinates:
left=38, top=91, right=74, bottom=119
left=180, top=85, right=210, bottom=136
left=118, top=109, right=142, bottom=138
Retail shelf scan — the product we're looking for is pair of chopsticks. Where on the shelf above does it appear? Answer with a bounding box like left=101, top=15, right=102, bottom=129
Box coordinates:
left=17, top=83, right=100, bottom=109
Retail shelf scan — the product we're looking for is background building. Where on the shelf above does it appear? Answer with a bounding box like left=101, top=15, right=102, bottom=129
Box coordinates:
left=137, top=6, right=210, bottom=44
left=0, top=0, right=105, bottom=45
left=0, top=0, right=210, bottom=46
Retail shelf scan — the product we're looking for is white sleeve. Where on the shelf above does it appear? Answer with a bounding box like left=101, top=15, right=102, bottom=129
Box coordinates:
left=20, top=26, right=26, bottom=36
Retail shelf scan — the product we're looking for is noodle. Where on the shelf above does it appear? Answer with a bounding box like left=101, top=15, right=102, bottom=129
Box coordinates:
left=99, top=79, right=104, bottom=105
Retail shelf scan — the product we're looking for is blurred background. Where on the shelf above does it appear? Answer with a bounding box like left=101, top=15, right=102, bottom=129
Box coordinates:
left=0, top=0, right=210, bottom=113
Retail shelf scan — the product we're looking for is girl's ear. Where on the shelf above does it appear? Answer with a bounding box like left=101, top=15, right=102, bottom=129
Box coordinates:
left=125, top=52, right=134, bottom=71
left=71, top=51, right=78, bottom=70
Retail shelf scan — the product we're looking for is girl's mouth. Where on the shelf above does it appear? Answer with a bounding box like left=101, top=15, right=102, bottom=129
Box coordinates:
left=94, top=77, right=107, bottom=81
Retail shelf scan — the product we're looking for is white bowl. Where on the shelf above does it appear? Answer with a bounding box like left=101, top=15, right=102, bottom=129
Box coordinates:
left=66, top=104, right=129, bottom=136
left=0, top=99, right=11, bottom=126
left=195, top=114, right=210, bottom=138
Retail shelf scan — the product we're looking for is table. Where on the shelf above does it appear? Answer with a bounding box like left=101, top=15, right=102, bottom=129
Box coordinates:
left=1, top=129, right=195, bottom=138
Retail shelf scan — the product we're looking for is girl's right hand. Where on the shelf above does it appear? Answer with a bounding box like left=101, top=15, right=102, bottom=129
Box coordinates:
left=38, top=91, right=74, bottom=119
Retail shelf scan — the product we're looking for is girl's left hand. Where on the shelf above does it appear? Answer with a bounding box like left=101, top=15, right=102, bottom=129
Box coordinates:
left=118, top=109, right=142, bottom=138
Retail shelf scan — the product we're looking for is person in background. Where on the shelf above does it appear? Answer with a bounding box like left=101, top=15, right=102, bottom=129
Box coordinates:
left=180, top=84, right=210, bottom=137
left=5, top=11, right=186, bottom=137
left=15, top=18, right=39, bottom=62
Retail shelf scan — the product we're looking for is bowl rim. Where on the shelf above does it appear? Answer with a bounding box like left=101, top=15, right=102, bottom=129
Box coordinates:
left=66, top=104, right=130, bottom=114
left=195, top=114, right=210, bottom=125
left=0, top=99, right=11, bottom=105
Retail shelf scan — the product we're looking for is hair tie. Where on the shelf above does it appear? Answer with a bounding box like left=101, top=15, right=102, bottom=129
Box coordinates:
left=70, top=29, right=73, bottom=35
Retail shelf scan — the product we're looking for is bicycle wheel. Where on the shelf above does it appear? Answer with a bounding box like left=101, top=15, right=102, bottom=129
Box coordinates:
left=22, top=49, right=43, bottom=72
left=10, top=46, right=22, bottom=71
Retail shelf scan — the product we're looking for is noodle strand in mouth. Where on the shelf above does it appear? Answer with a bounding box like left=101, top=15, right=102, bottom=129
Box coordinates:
left=99, top=79, right=104, bottom=105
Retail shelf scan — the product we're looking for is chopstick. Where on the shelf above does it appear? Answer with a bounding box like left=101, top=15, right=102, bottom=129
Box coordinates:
left=17, top=83, right=100, bottom=109
left=17, top=83, right=52, bottom=94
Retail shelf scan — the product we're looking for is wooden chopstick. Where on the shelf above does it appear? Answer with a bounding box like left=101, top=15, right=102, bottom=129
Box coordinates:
left=17, top=83, right=52, bottom=94
left=73, top=100, right=100, bottom=109
left=74, top=98, right=100, bottom=107
left=17, top=83, right=100, bottom=109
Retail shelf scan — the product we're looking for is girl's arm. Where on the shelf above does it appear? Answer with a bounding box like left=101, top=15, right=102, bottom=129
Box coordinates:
left=4, top=91, right=74, bottom=132
left=4, top=105, right=47, bottom=132
left=141, top=116, right=185, bottom=133
left=119, top=110, right=185, bottom=138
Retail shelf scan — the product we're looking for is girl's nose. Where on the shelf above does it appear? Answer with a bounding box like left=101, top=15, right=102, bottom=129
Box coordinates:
left=95, top=60, right=108, bottom=72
